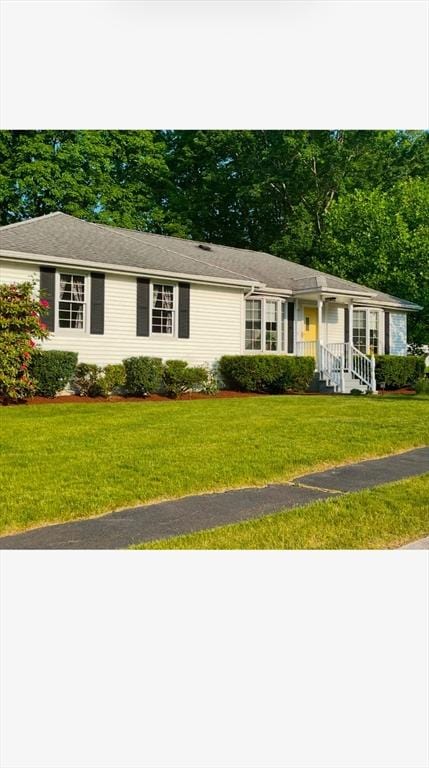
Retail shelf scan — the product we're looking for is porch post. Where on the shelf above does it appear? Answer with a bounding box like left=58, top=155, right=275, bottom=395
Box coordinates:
left=348, top=300, right=354, bottom=371
left=317, top=297, right=323, bottom=370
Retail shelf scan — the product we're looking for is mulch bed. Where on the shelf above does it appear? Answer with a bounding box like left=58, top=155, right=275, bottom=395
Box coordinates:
left=5, top=390, right=266, bottom=406
left=3, top=388, right=417, bottom=406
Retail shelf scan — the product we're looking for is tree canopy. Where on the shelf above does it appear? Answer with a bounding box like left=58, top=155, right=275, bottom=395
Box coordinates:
left=1, top=129, right=427, bottom=342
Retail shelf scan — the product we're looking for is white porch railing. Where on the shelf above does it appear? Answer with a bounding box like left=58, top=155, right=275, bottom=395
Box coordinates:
left=295, top=340, right=376, bottom=393
left=295, top=341, right=317, bottom=359
left=348, top=344, right=375, bottom=390
left=319, top=344, right=343, bottom=392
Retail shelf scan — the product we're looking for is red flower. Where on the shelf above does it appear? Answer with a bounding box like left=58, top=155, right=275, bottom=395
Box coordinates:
left=39, top=299, right=49, bottom=308
left=39, top=321, right=47, bottom=331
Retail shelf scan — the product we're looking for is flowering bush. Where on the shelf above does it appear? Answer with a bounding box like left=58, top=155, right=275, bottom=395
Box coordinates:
left=0, top=281, right=50, bottom=403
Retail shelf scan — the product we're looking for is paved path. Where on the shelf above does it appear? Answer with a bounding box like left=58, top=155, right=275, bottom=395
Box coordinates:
left=400, top=535, right=429, bottom=550
left=0, top=447, right=427, bottom=550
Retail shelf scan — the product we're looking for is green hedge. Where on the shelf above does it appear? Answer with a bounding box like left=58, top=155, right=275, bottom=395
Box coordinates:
left=29, top=350, right=78, bottom=397
left=375, top=355, right=426, bottom=390
left=219, top=355, right=315, bottom=393
left=162, top=359, right=209, bottom=398
left=123, top=356, right=163, bottom=396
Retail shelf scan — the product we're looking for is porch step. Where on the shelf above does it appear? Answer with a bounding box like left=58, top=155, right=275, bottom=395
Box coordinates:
left=309, top=372, right=369, bottom=395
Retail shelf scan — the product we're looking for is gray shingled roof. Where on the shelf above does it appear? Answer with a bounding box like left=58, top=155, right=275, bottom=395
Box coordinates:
left=0, top=212, right=420, bottom=309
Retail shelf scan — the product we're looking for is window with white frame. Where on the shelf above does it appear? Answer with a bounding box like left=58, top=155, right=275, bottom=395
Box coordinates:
left=245, top=299, right=262, bottom=350
left=369, top=310, right=380, bottom=354
left=152, top=283, right=175, bottom=334
left=245, top=298, right=286, bottom=352
left=265, top=300, right=278, bottom=351
left=352, top=309, right=366, bottom=352
left=58, top=273, right=86, bottom=329
left=353, top=308, right=381, bottom=354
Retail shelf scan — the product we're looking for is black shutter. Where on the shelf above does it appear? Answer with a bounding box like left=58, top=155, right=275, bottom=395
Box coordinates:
left=90, top=272, right=105, bottom=334
left=39, top=266, right=55, bottom=331
left=287, top=302, right=294, bottom=353
left=136, top=277, right=150, bottom=336
left=384, top=311, right=390, bottom=354
left=178, top=282, right=190, bottom=339
left=344, top=306, right=350, bottom=343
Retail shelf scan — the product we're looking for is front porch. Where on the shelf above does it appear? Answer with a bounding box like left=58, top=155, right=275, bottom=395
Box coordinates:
left=294, top=296, right=377, bottom=394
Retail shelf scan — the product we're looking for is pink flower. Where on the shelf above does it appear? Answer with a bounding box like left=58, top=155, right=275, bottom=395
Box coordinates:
left=39, top=299, right=49, bottom=308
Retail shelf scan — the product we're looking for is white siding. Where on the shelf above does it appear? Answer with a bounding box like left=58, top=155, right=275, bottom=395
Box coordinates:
left=0, top=259, right=244, bottom=366
left=0, top=259, right=38, bottom=285
left=325, top=303, right=345, bottom=345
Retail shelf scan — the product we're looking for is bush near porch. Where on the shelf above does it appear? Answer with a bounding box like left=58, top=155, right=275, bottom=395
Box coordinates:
left=219, top=355, right=315, bottom=393
left=375, top=355, right=425, bottom=390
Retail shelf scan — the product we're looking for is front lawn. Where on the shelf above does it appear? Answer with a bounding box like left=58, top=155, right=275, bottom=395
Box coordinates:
left=134, top=474, right=429, bottom=550
left=0, top=394, right=428, bottom=535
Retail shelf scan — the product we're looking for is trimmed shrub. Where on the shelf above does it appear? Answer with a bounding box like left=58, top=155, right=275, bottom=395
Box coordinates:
left=123, top=356, right=163, bottom=396
left=73, top=363, right=104, bottom=397
left=30, top=350, right=78, bottom=397
left=103, top=363, right=126, bottom=395
left=219, top=355, right=315, bottom=393
left=415, top=378, right=429, bottom=394
left=162, top=359, right=208, bottom=398
left=375, top=355, right=426, bottom=390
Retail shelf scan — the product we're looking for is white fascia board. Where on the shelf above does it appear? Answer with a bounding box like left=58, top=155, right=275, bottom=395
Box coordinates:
left=355, top=299, right=422, bottom=311
left=251, top=287, right=293, bottom=297
left=0, top=250, right=263, bottom=290
left=292, top=287, right=376, bottom=298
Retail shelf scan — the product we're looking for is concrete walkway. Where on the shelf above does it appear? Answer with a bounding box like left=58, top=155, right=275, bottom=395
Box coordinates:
left=0, top=447, right=427, bottom=550
left=400, top=535, right=429, bottom=550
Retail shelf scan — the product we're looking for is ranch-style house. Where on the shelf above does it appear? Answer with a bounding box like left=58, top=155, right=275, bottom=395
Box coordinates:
left=0, top=212, right=421, bottom=393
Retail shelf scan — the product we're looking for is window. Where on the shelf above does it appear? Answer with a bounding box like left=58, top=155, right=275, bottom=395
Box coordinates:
left=152, top=283, right=174, bottom=334
left=369, top=310, right=379, bottom=354
left=245, top=298, right=286, bottom=352
left=58, top=273, right=86, bottom=329
left=353, top=309, right=381, bottom=354
left=245, top=299, right=262, bottom=350
left=265, top=300, right=278, bottom=351
left=352, top=309, right=367, bottom=352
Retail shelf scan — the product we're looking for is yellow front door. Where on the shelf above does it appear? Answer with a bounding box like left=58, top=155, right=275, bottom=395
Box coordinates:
left=302, top=306, right=318, bottom=342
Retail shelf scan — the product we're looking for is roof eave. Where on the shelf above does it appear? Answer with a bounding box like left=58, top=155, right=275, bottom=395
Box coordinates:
left=0, top=249, right=262, bottom=290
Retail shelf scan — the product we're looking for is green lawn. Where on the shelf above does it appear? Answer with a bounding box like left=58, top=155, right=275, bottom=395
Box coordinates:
left=134, top=474, right=429, bottom=550
left=0, top=394, right=428, bottom=535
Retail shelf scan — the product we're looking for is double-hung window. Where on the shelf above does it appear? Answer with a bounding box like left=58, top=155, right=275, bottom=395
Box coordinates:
left=245, top=300, right=262, bottom=350
left=369, top=310, right=380, bottom=354
left=58, top=273, right=86, bottom=329
left=152, top=283, right=175, bottom=334
left=353, top=308, right=381, bottom=354
left=265, top=300, right=278, bottom=351
left=245, top=298, right=285, bottom=352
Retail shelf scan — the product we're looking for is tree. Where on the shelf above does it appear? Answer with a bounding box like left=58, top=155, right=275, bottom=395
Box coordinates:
left=318, top=179, right=429, bottom=345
